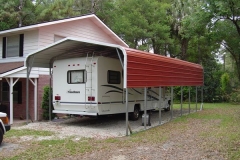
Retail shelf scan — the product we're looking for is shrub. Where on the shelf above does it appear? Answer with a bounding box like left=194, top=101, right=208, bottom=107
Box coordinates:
left=230, top=88, right=240, bottom=104
left=41, top=86, right=55, bottom=120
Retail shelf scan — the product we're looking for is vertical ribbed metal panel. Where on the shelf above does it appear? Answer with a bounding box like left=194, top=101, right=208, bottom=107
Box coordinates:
left=125, top=48, right=203, bottom=88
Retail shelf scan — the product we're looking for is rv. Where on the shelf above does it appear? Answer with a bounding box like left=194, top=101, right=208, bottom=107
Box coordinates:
left=52, top=56, right=171, bottom=120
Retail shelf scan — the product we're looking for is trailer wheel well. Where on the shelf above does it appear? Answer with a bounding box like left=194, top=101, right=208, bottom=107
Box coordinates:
left=164, top=100, right=171, bottom=112
left=0, top=124, right=4, bottom=134
left=129, top=104, right=140, bottom=121
left=0, top=127, right=3, bottom=145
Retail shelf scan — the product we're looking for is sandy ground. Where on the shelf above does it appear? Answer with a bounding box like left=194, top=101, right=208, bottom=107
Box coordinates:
left=1, top=108, right=219, bottom=160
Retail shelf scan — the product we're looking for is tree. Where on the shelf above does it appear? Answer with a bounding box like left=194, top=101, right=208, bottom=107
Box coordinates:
left=168, top=0, right=212, bottom=60
left=205, top=0, right=240, bottom=81
left=107, top=0, right=172, bottom=54
left=0, top=0, right=36, bottom=30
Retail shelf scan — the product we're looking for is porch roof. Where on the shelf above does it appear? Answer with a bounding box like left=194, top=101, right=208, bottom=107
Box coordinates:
left=0, top=62, right=24, bottom=74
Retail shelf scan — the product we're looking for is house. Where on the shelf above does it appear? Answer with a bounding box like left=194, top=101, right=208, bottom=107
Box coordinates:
left=0, top=14, right=128, bottom=124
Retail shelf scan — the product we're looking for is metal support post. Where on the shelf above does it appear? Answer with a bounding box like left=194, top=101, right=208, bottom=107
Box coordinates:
left=126, top=88, right=129, bottom=136
left=200, top=86, right=203, bottom=110
left=171, top=86, right=173, bottom=119
left=181, top=86, right=183, bottom=116
left=188, top=86, right=191, bottom=114
left=159, top=87, right=162, bottom=125
left=144, top=87, right=147, bottom=129
left=49, top=67, right=52, bottom=121
left=196, top=86, right=197, bottom=112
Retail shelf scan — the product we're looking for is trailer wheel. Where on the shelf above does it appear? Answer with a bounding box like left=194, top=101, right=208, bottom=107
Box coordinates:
left=164, top=100, right=171, bottom=112
left=130, top=105, right=140, bottom=121
left=0, top=128, right=3, bottom=145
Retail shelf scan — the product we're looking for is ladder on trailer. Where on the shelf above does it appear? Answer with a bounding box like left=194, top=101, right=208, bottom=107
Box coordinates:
left=85, top=53, right=94, bottom=107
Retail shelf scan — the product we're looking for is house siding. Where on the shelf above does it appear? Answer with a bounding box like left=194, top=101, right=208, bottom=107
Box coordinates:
left=23, top=30, right=39, bottom=56
left=0, top=30, right=38, bottom=60
left=38, top=19, right=115, bottom=48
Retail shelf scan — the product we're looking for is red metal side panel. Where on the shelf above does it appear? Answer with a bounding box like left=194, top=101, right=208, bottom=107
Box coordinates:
left=125, top=48, right=203, bottom=88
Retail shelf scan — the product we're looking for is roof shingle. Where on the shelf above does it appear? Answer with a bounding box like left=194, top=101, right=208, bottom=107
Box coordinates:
left=0, top=62, right=24, bottom=74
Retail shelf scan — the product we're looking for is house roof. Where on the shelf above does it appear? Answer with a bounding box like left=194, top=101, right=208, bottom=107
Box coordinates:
left=25, top=37, right=203, bottom=88
left=0, top=62, right=24, bottom=74
left=0, top=14, right=128, bottom=47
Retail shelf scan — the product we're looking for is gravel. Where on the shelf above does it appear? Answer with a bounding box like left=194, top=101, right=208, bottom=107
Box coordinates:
left=14, top=109, right=195, bottom=141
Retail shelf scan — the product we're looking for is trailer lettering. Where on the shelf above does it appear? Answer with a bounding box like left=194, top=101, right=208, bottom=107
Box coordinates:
left=68, top=90, right=80, bottom=93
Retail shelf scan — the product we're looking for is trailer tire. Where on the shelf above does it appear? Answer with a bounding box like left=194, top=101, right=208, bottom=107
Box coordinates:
left=130, top=105, right=140, bottom=121
left=164, top=100, right=171, bottom=112
left=0, top=128, right=3, bottom=145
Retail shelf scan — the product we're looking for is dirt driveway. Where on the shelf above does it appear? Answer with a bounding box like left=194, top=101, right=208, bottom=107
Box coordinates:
left=1, top=107, right=228, bottom=160
left=13, top=109, right=191, bottom=139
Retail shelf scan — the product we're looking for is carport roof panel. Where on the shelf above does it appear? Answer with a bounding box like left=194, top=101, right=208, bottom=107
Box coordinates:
left=125, top=48, right=203, bottom=87
left=25, top=38, right=122, bottom=68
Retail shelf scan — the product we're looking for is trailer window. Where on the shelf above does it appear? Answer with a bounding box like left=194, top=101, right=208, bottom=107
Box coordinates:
left=108, top=70, right=121, bottom=84
left=67, top=70, right=85, bottom=84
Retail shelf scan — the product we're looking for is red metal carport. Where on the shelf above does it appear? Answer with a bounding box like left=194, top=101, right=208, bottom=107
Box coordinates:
left=25, top=37, right=204, bottom=135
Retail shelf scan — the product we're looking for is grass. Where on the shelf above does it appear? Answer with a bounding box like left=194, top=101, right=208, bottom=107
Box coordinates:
left=5, top=129, right=54, bottom=138
left=1, top=103, right=240, bottom=159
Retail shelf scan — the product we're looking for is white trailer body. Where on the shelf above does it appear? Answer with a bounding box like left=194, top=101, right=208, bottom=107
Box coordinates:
left=52, top=56, right=171, bottom=120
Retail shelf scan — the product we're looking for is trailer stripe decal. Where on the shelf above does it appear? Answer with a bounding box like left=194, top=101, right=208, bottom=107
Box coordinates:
left=102, top=85, right=133, bottom=95
left=102, top=85, right=123, bottom=91
left=148, top=89, right=159, bottom=96
left=105, top=90, right=133, bottom=95
left=53, top=102, right=97, bottom=104
left=132, top=88, right=142, bottom=94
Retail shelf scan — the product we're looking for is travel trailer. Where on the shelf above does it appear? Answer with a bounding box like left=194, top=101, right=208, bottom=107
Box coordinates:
left=52, top=56, right=171, bottom=120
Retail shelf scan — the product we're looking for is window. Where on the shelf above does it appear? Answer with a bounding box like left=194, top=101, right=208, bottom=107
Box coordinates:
left=108, top=70, right=121, bottom=84
left=67, top=70, right=85, bottom=84
left=1, top=81, right=22, bottom=104
left=2, top=34, right=24, bottom=58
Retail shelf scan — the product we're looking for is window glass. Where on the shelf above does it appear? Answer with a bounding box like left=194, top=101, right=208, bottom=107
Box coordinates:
left=2, top=82, right=9, bottom=102
left=1, top=81, right=22, bottom=103
left=7, top=35, right=19, bottom=57
left=108, top=70, right=121, bottom=84
left=67, top=70, right=85, bottom=84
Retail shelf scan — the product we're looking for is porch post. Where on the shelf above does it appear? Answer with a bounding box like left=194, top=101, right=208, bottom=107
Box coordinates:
left=9, top=78, right=13, bottom=124
left=34, top=78, right=38, bottom=121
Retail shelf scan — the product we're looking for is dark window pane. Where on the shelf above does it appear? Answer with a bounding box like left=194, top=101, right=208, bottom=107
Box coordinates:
left=108, top=70, right=121, bottom=84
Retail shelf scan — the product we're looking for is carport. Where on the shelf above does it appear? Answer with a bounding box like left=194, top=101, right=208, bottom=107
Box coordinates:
left=25, top=37, right=204, bottom=135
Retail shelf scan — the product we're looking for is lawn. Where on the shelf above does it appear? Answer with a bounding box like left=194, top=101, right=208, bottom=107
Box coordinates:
left=1, top=103, right=240, bottom=159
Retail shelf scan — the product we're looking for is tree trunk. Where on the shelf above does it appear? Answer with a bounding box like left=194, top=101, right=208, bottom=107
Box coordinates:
left=181, top=38, right=189, bottom=60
